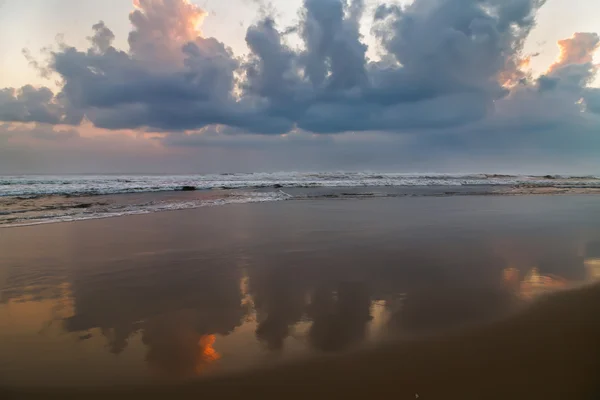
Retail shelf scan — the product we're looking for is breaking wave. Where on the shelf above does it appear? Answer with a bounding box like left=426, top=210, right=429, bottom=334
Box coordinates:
left=2, top=172, right=600, bottom=198
left=2, top=172, right=600, bottom=227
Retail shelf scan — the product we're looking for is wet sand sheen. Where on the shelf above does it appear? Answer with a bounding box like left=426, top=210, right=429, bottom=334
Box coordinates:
left=2, top=195, right=600, bottom=398
left=8, top=283, right=600, bottom=399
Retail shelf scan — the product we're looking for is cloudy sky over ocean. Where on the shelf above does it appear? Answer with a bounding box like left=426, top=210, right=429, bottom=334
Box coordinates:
left=1, top=0, right=600, bottom=174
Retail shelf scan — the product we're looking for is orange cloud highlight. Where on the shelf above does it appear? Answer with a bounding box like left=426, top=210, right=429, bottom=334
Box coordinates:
left=500, top=55, right=534, bottom=88
left=129, top=0, right=208, bottom=68
left=547, top=33, right=600, bottom=74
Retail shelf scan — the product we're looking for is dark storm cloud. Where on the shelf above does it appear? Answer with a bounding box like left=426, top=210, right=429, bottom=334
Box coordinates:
left=0, top=0, right=539, bottom=131
left=241, top=0, right=561, bottom=134
left=0, top=85, right=65, bottom=124
left=0, top=0, right=599, bottom=164
left=51, top=36, right=243, bottom=130
left=583, top=89, right=600, bottom=114
left=300, top=0, right=367, bottom=90
left=88, top=21, right=116, bottom=54
left=244, top=0, right=536, bottom=133
left=533, top=33, right=600, bottom=118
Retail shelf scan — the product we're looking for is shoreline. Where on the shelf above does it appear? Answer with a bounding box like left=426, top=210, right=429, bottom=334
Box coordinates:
left=3, top=185, right=600, bottom=228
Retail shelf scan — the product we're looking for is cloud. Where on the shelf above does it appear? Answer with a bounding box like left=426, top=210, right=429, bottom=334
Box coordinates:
left=241, top=0, right=552, bottom=134
left=530, top=32, right=600, bottom=121
left=129, top=0, right=208, bottom=68
left=300, top=0, right=367, bottom=90
left=0, top=86, right=65, bottom=124
left=49, top=2, right=245, bottom=131
left=547, top=32, right=600, bottom=75
left=0, top=0, right=550, bottom=134
left=1, top=0, right=600, bottom=172
left=88, top=21, right=116, bottom=54
left=583, top=88, right=600, bottom=114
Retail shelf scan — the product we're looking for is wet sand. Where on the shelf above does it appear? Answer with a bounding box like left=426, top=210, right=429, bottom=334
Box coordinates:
left=2, top=195, right=600, bottom=398
left=8, top=283, right=600, bottom=399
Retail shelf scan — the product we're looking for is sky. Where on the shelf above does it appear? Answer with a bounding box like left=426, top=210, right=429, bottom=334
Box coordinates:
left=0, top=0, right=599, bottom=174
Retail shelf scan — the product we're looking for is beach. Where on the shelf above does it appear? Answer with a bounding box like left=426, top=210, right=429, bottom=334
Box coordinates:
left=3, top=0, right=600, bottom=396
left=2, top=193, right=600, bottom=398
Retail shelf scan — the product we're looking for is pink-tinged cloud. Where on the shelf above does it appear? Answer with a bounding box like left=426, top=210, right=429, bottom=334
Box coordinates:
left=548, top=32, right=600, bottom=74
left=130, top=0, right=207, bottom=68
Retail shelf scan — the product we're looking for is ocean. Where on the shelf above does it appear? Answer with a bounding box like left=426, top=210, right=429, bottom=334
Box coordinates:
left=1, top=172, right=600, bottom=227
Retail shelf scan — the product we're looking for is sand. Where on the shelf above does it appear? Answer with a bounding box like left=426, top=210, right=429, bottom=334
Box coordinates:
left=2, top=195, right=600, bottom=399
left=5, top=284, right=600, bottom=399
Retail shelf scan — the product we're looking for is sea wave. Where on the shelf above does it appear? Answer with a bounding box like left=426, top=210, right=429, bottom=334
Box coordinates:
left=2, top=173, right=600, bottom=198
left=0, top=191, right=289, bottom=227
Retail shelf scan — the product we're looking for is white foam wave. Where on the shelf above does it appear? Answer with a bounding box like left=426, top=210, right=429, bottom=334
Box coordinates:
left=1, top=191, right=288, bottom=228
left=2, top=172, right=600, bottom=198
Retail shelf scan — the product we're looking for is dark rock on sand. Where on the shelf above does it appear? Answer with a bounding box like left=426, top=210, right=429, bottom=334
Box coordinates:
left=72, top=203, right=93, bottom=209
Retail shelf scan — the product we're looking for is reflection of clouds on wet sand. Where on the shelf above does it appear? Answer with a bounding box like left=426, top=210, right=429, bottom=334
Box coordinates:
left=248, top=264, right=374, bottom=353
left=585, top=242, right=600, bottom=281
left=3, top=197, right=600, bottom=387
left=519, top=268, right=568, bottom=300
left=388, top=286, right=514, bottom=335
left=1, top=236, right=597, bottom=385
left=586, top=258, right=600, bottom=280
left=0, top=256, right=70, bottom=307
left=307, top=282, right=372, bottom=352
left=142, top=311, right=221, bottom=378
left=62, top=254, right=247, bottom=348
left=4, top=239, right=594, bottom=365
left=498, top=242, right=600, bottom=300
left=59, top=255, right=247, bottom=379
left=503, top=265, right=584, bottom=300
left=0, top=282, right=74, bottom=335
left=495, top=239, right=600, bottom=300
left=246, top=241, right=514, bottom=350
left=250, top=266, right=308, bottom=351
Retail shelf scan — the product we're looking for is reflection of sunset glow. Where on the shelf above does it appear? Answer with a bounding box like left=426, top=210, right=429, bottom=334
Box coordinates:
left=503, top=267, right=520, bottom=288
left=239, top=274, right=256, bottom=318
left=585, top=258, right=600, bottom=280
left=143, top=314, right=222, bottom=379
left=523, top=268, right=568, bottom=299
left=0, top=282, right=74, bottom=333
left=504, top=267, right=568, bottom=300
left=195, top=335, right=220, bottom=375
